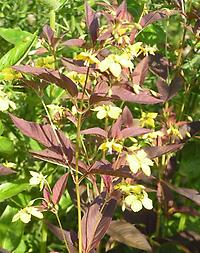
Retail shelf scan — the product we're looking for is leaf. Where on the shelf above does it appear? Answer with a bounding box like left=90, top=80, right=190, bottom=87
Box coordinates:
left=0, top=164, right=16, bottom=176
left=0, top=180, right=29, bottom=202
left=81, top=128, right=108, bottom=138
left=0, top=28, right=31, bottom=45
left=107, top=220, right=151, bottom=251
left=0, top=206, right=24, bottom=251
left=116, top=0, right=132, bottom=21
left=0, top=137, right=14, bottom=156
left=132, top=57, right=149, bottom=85
left=62, top=39, right=85, bottom=47
left=156, top=75, right=184, bottom=101
left=111, top=86, right=162, bottom=104
left=13, top=65, right=78, bottom=97
left=52, top=173, right=69, bottom=205
left=47, top=222, right=78, bottom=253
left=81, top=192, right=117, bottom=253
left=121, top=127, right=151, bottom=139
left=140, top=9, right=177, bottom=28
left=121, top=106, right=134, bottom=128
left=149, top=53, right=172, bottom=80
left=62, top=57, right=94, bottom=74
left=0, top=33, right=36, bottom=71
left=85, top=2, right=99, bottom=43
left=144, top=144, right=183, bottom=159
left=163, top=181, right=200, bottom=206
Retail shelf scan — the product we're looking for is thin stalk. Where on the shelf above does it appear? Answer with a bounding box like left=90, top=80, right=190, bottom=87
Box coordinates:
left=40, top=222, right=48, bottom=253
left=49, top=9, right=56, bottom=31
left=55, top=211, right=70, bottom=252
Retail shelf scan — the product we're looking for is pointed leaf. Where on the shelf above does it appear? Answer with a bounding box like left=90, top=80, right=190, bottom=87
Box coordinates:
left=121, top=127, right=151, bottom=139
left=132, top=57, right=149, bottom=85
left=81, top=192, right=117, bottom=253
left=47, top=222, right=78, bottom=253
left=144, top=144, right=183, bottom=159
left=0, top=33, right=36, bottom=70
left=52, top=173, right=69, bottom=205
left=0, top=164, right=16, bottom=176
left=85, top=2, right=99, bottom=43
left=0, top=28, right=31, bottom=45
left=81, top=128, right=107, bottom=138
left=62, top=39, right=85, bottom=47
left=107, top=220, right=152, bottom=251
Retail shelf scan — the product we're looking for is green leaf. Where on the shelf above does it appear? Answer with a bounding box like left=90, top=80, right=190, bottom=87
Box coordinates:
left=0, top=205, right=24, bottom=251
left=0, top=28, right=31, bottom=45
left=0, top=32, right=37, bottom=71
left=0, top=136, right=14, bottom=155
left=0, top=180, right=29, bottom=202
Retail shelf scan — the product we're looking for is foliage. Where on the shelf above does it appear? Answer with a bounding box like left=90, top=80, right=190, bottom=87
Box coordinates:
left=0, top=0, right=200, bottom=253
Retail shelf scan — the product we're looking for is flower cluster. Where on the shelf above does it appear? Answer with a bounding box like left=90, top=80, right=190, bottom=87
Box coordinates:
left=93, top=104, right=122, bottom=120
left=12, top=206, right=43, bottom=223
left=99, top=139, right=123, bottom=154
left=29, top=171, right=47, bottom=191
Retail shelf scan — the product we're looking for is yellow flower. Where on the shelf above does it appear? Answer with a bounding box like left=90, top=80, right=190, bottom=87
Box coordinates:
left=12, top=206, right=43, bottom=223
left=167, top=125, right=183, bottom=140
left=141, top=45, right=157, bottom=56
left=66, top=71, right=87, bottom=87
left=99, top=53, right=133, bottom=77
left=127, top=42, right=143, bottom=57
left=0, top=89, right=16, bottom=111
left=75, top=51, right=100, bottom=66
left=126, top=149, right=154, bottom=176
left=99, top=139, right=123, bottom=154
left=0, top=68, right=22, bottom=81
left=140, top=112, right=158, bottom=128
left=34, top=56, right=55, bottom=69
left=93, top=104, right=122, bottom=120
left=117, top=184, right=153, bottom=212
left=29, top=171, right=47, bottom=191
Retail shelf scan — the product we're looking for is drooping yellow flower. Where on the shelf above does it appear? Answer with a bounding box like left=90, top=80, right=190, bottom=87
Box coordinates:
left=167, top=125, right=184, bottom=140
left=127, top=42, right=143, bottom=57
left=0, top=68, right=22, bottom=81
left=12, top=206, right=43, bottom=223
left=116, top=183, right=153, bottom=212
left=0, top=89, right=16, bottom=111
left=99, top=53, right=133, bottom=77
left=99, top=139, right=123, bottom=154
left=93, top=104, right=122, bottom=120
left=126, top=149, right=154, bottom=176
left=75, top=51, right=100, bottom=66
left=66, top=71, right=87, bottom=87
left=34, top=56, right=55, bottom=69
left=141, top=45, right=157, bottom=56
left=29, top=171, right=47, bottom=191
left=140, top=112, right=158, bottom=128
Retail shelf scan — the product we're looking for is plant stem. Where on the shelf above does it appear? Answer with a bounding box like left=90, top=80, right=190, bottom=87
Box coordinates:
left=55, top=211, right=70, bottom=252
left=40, top=222, right=47, bottom=253
left=49, top=9, right=56, bottom=31
left=75, top=112, right=83, bottom=253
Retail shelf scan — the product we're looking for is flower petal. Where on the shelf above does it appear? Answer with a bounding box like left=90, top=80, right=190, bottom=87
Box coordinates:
left=131, top=199, right=143, bottom=212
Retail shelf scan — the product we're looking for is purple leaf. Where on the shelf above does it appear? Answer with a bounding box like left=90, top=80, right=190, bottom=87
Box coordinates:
left=52, top=173, right=69, bottom=205
left=85, top=2, right=99, bottom=43
left=0, top=164, right=16, bottom=176
left=121, top=106, right=134, bottom=128
left=149, top=53, right=172, bottom=80
left=116, top=0, right=132, bottom=21
left=47, top=222, right=78, bottom=253
left=10, top=114, right=73, bottom=162
left=81, top=192, right=117, bottom=253
left=121, top=127, right=151, bottom=139
left=62, top=39, right=86, bottom=47
left=179, top=121, right=200, bottom=139
left=107, top=220, right=152, bottom=251
left=43, top=186, right=51, bottom=203
left=131, top=57, right=149, bottom=85
left=112, top=86, right=162, bottom=104
left=162, top=181, right=200, bottom=206
left=140, top=10, right=177, bottom=28
left=13, top=65, right=78, bottom=97
left=41, top=25, right=60, bottom=49
left=109, top=117, right=122, bottom=139
left=144, top=144, right=183, bottom=159
left=62, top=57, right=94, bottom=74
left=81, top=127, right=108, bottom=138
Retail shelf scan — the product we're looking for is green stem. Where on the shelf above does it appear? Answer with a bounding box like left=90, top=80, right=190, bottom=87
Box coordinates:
left=49, top=9, right=56, bottom=31
left=55, top=212, right=70, bottom=252
left=40, top=222, right=47, bottom=253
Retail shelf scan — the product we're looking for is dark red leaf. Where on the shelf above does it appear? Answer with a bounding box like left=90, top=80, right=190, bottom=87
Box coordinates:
left=0, top=164, right=16, bottom=176
left=121, top=106, right=134, bottom=128
left=81, top=192, right=117, bottom=253
left=140, top=10, right=177, bottom=28
left=62, top=57, right=94, bottom=74
left=81, top=127, right=108, bottom=138
left=52, top=173, right=69, bottom=205
left=149, top=53, right=172, bottom=80
left=107, top=220, right=152, bottom=251
left=144, top=144, right=183, bottom=158
left=13, top=65, right=78, bottom=97
left=131, top=57, right=149, bottom=85
left=163, top=181, right=200, bottom=206
left=121, top=127, right=151, bottom=139
left=41, top=25, right=60, bottom=49
left=85, top=2, right=99, bottom=43
left=109, top=117, right=122, bottom=139
left=62, top=39, right=86, bottom=47
left=10, top=114, right=73, bottom=162
left=116, top=0, right=132, bottom=21
left=111, top=86, right=162, bottom=104
left=47, top=222, right=78, bottom=253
